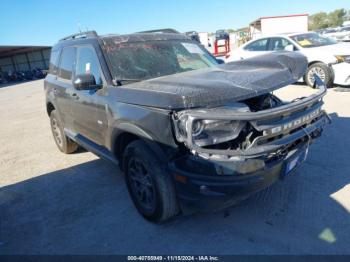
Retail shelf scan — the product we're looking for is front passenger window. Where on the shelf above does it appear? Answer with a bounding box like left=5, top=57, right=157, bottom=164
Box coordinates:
left=76, top=46, right=103, bottom=86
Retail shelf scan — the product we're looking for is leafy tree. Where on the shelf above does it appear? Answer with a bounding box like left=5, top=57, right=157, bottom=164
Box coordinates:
left=328, top=8, right=347, bottom=27
left=309, top=8, right=348, bottom=30
left=309, top=12, right=329, bottom=30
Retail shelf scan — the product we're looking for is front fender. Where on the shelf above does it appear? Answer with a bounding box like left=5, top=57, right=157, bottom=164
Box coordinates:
left=110, top=122, right=171, bottom=164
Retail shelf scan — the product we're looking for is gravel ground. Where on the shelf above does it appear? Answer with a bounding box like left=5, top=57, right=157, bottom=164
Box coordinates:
left=0, top=80, right=349, bottom=255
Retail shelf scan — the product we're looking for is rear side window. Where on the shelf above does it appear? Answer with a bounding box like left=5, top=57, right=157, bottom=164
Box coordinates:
left=244, top=39, right=269, bottom=51
left=49, top=50, right=60, bottom=75
left=58, top=47, right=76, bottom=81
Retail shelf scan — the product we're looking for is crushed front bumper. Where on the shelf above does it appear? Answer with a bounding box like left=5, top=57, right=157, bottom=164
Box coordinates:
left=170, top=142, right=308, bottom=211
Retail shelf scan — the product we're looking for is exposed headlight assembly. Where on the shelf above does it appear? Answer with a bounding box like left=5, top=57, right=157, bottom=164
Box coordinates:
left=174, top=113, right=246, bottom=147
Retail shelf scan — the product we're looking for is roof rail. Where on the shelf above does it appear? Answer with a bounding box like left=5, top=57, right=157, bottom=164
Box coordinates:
left=137, top=28, right=180, bottom=34
left=59, top=31, right=98, bottom=42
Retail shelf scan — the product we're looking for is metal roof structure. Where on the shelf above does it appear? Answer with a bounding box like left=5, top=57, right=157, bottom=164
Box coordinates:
left=0, top=46, right=51, bottom=58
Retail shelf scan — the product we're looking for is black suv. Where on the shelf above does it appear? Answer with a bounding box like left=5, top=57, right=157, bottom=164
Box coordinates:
left=45, top=29, right=330, bottom=222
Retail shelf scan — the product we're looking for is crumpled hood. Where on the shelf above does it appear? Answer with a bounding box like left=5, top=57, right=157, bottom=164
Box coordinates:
left=114, top=52, right=308, bottom=109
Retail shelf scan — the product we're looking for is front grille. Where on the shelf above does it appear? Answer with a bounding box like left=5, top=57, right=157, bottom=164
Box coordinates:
left=248, top=101, right=323, bottom=148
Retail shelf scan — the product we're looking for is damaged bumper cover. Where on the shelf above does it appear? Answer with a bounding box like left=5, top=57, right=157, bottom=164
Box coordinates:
left=170, top=77, right=330, bottom=208
left=173, top=77, right=330, bottom=161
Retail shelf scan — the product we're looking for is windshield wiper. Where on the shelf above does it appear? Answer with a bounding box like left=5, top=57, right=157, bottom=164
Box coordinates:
left=112, top=77, right=141, bottom=86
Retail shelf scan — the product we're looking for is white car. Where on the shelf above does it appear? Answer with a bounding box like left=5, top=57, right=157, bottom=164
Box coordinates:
left=322, top=28, right=341, bottom=40
left=226, top=32, right=350, bottom=87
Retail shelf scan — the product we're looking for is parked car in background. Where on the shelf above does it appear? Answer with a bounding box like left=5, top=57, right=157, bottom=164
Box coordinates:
left=320, top=26, right=350, bottom=42
left=321, top=28, right=340, bottom=40
left=334, top=26, right=350, bottom=42
left=0, top=68, right=46, bottom=84
left=215, top=29, right=229, bottom=41
left=226, top=32, right=350, bottom=87
left=32, top=68, right=45, bottom=79
left=14, top=71, right=24, bottom=81
left=22, top=70, right=34, bottom=80
left=185, top=31, right=200, bottom=43
left=5, top=71, right=17, bottom=82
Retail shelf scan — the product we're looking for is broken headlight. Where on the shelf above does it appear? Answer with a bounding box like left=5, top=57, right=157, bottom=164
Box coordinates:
left=174, top=114, right=245, bottom=147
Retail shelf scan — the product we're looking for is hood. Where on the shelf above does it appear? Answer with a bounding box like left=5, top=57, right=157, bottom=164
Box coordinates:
left=114, top=52, right=307, bottom=110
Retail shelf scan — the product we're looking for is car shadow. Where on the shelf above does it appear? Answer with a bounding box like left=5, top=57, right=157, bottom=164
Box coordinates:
left=1, top=113, right=349, bottom=255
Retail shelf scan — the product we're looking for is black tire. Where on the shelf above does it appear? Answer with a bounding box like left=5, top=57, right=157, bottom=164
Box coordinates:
left=304, top=62, right=333, bottom=88
left=123, top=140, right=179, bottom=222
left=50, top=110, right=78, bottom=154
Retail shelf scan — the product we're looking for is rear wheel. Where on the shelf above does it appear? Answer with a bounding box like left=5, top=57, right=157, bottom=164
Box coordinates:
left=50, top=110, right=78, bottom=154
left=123, top=140, right=179, bottom=222
left=305, top=62, right=333, bottom=88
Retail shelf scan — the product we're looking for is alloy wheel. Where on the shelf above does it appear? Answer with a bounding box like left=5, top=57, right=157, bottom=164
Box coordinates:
left=307, top=66, right=326, bottom=85
left=128, top=157, right=156, bottom=212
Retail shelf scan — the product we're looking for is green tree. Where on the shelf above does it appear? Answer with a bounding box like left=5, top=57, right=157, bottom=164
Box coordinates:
left=309, top=8, right=348, bottom=30
left=328, top=8, right=347, bottom=27
left=309, top=12, right=329, bottom=30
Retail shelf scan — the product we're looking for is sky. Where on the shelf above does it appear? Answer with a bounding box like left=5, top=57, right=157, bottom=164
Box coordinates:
left=1, top=0, right=349, bottom=46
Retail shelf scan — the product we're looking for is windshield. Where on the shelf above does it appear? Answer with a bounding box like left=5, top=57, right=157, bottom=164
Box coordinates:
left=103, top=40, right=218, bottom=82
left=290, top=33, right=337, bottom=48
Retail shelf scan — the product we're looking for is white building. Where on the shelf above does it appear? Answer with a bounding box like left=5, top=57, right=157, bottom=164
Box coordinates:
left=249, top=14, right=309, bottom=39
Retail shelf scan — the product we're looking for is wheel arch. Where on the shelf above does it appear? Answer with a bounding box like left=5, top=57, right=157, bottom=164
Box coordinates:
left=111, top=123, right=168, bottom=170
left=307, top=60, right=326, bottom=67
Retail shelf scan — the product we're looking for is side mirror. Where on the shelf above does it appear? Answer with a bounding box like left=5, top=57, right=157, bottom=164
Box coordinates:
left=216, top=58, right=225, bottom=64
left=284, top=44, right=294, bottom=52
left=73, top=74, right=100, bottom=90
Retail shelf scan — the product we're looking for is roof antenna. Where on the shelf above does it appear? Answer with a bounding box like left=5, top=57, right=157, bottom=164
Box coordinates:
left=77, top=21, right=82, bottom=33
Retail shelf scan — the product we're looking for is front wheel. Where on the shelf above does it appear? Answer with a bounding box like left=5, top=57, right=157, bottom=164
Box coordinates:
left=304, top=62, right=333, bottom=88
left=123, top=140, right=179, bottom=222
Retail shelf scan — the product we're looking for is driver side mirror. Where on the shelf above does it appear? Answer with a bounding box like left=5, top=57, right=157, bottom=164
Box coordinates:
left=73, top=74, right=101, bottom=90
left=284, top=44, right=294, bottom=52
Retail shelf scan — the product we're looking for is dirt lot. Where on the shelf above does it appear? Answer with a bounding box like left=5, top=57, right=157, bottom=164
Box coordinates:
left=0, top=80, right=350, bottom=255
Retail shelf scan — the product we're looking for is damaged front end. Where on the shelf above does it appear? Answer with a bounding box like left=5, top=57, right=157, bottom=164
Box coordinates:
left=172, top=76, right=330, bottom=177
